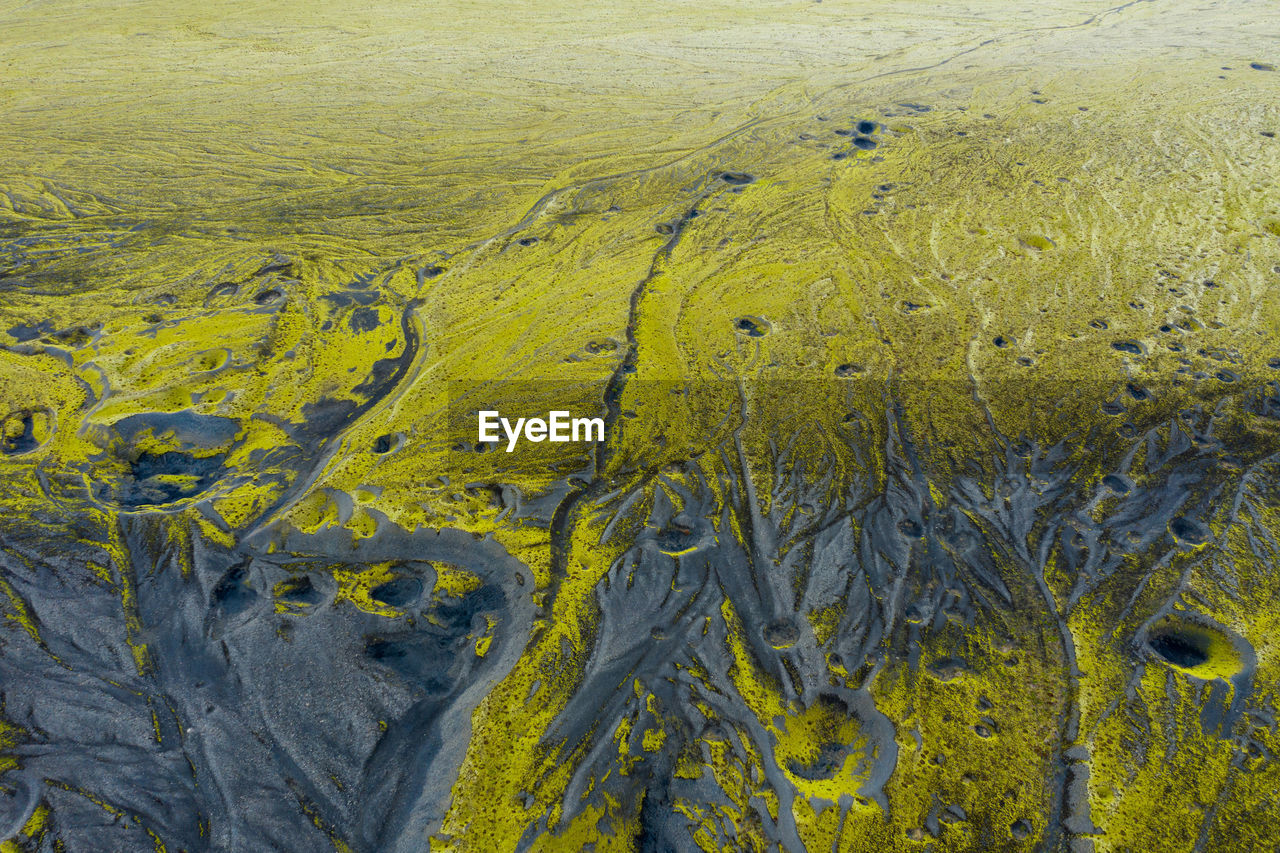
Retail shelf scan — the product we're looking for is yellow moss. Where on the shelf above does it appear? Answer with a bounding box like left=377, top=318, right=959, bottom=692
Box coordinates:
left=1, top=803, right=50, bottom=852
left=331, top=561, right=407, bottom=618
left=432, top=563, right=483, bottom=598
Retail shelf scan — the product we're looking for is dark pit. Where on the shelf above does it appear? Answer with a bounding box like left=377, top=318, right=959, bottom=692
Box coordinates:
left=1148, top=629, right=1210, bottom=668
